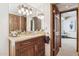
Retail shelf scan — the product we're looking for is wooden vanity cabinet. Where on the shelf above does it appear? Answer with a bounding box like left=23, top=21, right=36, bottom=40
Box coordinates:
left=15, top=36, right=45, bottom=56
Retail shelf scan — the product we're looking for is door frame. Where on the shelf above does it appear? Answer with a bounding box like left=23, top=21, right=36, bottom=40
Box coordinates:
left=50, top=4, right=61, bottom=56
left=50, top=4, right=54, bottom=56
left=60, top=8, right=78, bottom=52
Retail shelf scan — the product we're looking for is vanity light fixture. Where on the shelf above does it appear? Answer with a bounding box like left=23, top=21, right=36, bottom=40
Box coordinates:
left=18, top=5, right=32, bottom=15
left=29, top=8, right=32, bottom=15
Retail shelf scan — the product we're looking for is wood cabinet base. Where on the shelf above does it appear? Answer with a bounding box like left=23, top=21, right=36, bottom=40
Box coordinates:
left=9, top=36, right=45, bottom=56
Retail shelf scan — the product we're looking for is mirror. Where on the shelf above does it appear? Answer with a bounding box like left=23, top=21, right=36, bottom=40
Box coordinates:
left=9, top=14, right=26, bottom=32
left=31, top=17, right=41, bottom=31
left=9, top=3, right=45, bottom=34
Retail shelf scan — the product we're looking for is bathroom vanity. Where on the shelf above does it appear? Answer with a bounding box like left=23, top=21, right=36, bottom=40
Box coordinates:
left=9, top=32, right=45, bottom=56
left=9, top=4, right=46, bottom=56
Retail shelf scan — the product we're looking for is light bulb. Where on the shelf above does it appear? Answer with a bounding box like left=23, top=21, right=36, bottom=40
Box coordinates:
left=18, top=9, right=21, bottom=14
left=29, top=10, right=32, bottom=14
left=21, top=7, right=24, bottom=12
left=25, top=7, right=28, bottom=13
left=29, top=8, right=32, bottom=14
left=26, top=9, right=28, bottom=13
left=23, top=11, right=26, bottom=15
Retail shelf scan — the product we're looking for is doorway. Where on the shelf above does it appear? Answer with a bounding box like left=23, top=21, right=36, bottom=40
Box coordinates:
left=57, top=9, right=78, bottom=56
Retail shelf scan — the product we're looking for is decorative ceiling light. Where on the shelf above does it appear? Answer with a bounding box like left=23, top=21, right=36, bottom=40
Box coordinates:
left=18, top=5, right=32, bottom=15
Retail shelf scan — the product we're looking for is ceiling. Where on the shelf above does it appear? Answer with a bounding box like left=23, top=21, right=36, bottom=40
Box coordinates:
left=56, top=3, right=78, bottom=12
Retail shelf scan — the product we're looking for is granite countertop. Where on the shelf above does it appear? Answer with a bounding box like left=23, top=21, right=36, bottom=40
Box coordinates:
left=9, top=31, right=45, bottom=42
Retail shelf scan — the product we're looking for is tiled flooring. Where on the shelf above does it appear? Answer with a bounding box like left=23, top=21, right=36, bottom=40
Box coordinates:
left=57, top=38, right=78, bottom=56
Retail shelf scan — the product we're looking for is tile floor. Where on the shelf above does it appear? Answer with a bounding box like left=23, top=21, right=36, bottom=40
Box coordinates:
left=57, top=38, right=78, bottom=56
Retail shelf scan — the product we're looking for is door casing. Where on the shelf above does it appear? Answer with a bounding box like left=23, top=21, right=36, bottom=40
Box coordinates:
left=50, top=4, right=61, bottom=56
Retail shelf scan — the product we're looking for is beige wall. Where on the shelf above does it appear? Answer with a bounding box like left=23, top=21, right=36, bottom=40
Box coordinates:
left=0, top=4, right=9, bottom=55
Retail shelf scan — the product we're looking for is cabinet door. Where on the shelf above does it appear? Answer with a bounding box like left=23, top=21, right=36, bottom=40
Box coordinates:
left=20, top=45, right=35, bottom=56
left=35, top=36, right=45, bottom=56
left=16, top=40, right=35, bottom=56
left=16, top=45, right=35, bottom=56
